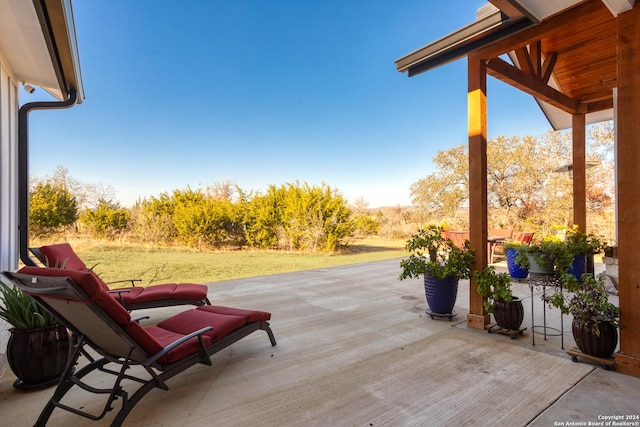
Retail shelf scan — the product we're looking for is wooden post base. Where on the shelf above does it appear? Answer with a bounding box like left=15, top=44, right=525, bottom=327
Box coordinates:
left=615, top=353, right=640, bottom=378
left=467, top=313, right=490, bottom=330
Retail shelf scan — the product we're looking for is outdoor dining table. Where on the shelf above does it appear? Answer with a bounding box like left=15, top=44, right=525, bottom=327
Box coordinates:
left=488, top=235, right=508, bottom=263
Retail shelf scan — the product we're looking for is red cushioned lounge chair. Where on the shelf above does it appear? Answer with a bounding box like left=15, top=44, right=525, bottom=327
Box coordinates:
left=32, top=243, right=211, bottom=311
left=2, top=267, right=276, bottom=427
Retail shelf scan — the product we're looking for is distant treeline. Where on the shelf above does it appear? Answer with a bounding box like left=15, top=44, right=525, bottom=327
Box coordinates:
left=29, top=177, right=382, bottom=252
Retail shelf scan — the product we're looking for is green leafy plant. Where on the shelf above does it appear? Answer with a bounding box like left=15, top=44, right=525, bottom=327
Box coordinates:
left=563, top=226, right=605, bottom=257
left=503, top=240, right=529, bottom=268
left=0, top=283, right=59, bottom=330
left=513, top=238, right=560, bottom=270
left=502, top=240, right=526, bottom=251
left=513, top=227, right=603, bottom=274
left=472, top=266, right=514, bottom=313
left=399, top=225, right=475, bottom=281
left=544, top=273, right=621, bottom=336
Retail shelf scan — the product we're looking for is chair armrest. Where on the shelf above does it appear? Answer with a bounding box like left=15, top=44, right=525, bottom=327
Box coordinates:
left=107, top=288, right=131, bottom=307
left=132, top=316, right=150, bottom=323
left=144, top=326, right=214, bottom=366
left=107, top=289, right=131, bottom=294
left=106, top=279, right=142, bottom=287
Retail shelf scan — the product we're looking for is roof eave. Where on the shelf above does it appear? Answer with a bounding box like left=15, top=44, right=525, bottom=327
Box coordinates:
left=536, top=99, right=614, bottom=131
left=395, top=12, right=533, bottom=77
left=36, top=0, right=84, bottom=103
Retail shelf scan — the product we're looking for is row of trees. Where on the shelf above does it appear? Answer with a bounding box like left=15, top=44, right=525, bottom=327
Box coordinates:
left=29, top=172, right=380, bottom=252
left=409, top=123, right=615, bottom=241
left=30, top=122, right=616, bottom=250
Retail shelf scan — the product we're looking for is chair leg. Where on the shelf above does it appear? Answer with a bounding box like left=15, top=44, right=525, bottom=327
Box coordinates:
left=35, top=336, right=111, bottom=426
left=35, top=338, right=157, bottom=426
left=262, top=322, right=277, bottom=346
left=35, top=336, right=85, bottom=426
left=110, top=377, right=158, bottom=427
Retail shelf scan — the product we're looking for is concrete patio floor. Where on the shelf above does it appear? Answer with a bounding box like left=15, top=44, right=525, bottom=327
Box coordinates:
left=1, top=259, right=639, bottom=426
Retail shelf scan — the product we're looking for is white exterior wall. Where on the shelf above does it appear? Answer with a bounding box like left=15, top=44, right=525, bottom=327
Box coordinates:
left=0, top=56, right=19, bottom=273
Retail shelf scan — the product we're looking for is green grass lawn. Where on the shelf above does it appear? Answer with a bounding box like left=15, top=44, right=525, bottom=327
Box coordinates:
left=73, top=238, right=406, bottom=286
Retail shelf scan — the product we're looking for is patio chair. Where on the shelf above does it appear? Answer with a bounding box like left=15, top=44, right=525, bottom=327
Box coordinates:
left=514, top=231, right=535, bottom=245
left=1, top=267, right=276, bottom=427
left=447, top=231, right=470, bottom=249
left=489, top=228, right=513, bottom=263
left=32, top=243, right=211, bottom=311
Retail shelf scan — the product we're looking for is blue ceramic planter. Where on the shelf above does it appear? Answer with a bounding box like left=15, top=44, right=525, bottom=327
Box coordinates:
left=423, top=275, right=458, bottom=315
left=506, top=248, right=528, bottom=279
left=569, top=254, right=587, bottom=281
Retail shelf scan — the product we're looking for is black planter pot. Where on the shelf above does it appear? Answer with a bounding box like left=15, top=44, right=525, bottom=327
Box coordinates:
left=493, top=297, right=524, bottom=330
left=572, top=319, right=618, bottom=358
left=423, top=275, right=459, bottom=315
left=6, top=324, right=72, bottom=389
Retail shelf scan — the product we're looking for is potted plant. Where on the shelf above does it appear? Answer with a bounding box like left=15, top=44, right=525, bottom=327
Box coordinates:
left=503, top=241, right=529, bottom=280
left=473, top=266, right=524, bottom=330
left=544, top=273, right=621, bottom=358
left=562, top=227, right=604, bottom=280
left=399, top=225, right=475, bottom=318
left=515, top=235, right=568, bottom=275
left=0, top=282, right=71, bottom=389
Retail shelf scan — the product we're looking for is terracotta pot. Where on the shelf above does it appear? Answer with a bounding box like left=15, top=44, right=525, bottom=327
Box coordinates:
left=423, top=275, right=458, bottom=315
left=493, top=297, right=524, bottom=330
left=572, top=319, right=618, bottom=358
left=6, top=324, right=71, bottom=389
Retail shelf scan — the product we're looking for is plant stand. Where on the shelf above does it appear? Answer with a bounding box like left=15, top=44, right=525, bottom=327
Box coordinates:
left=567, top=347, right=616, bottom=370
left=529, top=274, right=564, bottom=349
left=425, top=308, right=457, bottom=321
left=486, top=323, right=527, bottom=340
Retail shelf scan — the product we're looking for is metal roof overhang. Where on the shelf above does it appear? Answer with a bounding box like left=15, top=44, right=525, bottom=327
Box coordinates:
left=0, top=0, right=84, bottom=103
left=395, top=8, right=534, bottom=78
left=394, top=1, right=623, bottom=130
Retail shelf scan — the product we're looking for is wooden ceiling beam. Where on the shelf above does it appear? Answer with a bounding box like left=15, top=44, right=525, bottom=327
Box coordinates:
left=486, top=57, right=580, bottom=113
left=530, top=41, right=542, bottom=78
left=584, top=98, right=614, bottom=113
left=541, top=52, right=557, bottom=84
left=514, top=47, right=534, bottom=75
left=512, top=41, right=556, bottom=84
left=473, top=0, right=607, bottom=60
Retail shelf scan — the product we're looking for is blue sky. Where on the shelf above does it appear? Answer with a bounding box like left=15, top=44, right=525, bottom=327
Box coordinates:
left=25, top=0, right=553, bottom=208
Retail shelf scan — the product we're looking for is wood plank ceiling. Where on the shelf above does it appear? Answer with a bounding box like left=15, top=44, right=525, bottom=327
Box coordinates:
left=477, top=0, right=616, bottom=115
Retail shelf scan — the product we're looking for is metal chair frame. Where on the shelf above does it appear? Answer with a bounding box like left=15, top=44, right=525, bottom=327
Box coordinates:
left=2, top=270, right=276, bottom=427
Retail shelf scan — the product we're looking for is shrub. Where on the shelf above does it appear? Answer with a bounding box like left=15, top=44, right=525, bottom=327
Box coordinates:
left=79, top=199, right=129, bottom=238
left=29, top=181, right=78, bottom=236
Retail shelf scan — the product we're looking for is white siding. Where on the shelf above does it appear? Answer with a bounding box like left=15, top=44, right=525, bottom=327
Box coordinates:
left=0, top=59, right=19, bottom=273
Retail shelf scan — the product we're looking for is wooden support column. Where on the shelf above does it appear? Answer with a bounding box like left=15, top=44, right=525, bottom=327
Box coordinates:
left=572, top=114, right=586, bottom=233
left=615, top=4, right=640, bottom=378
left=467, top=55, right=490, bottom=330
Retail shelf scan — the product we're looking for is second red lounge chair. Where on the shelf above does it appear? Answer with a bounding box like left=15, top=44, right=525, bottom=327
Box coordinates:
left=34, top=243, right=211, bottom=311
